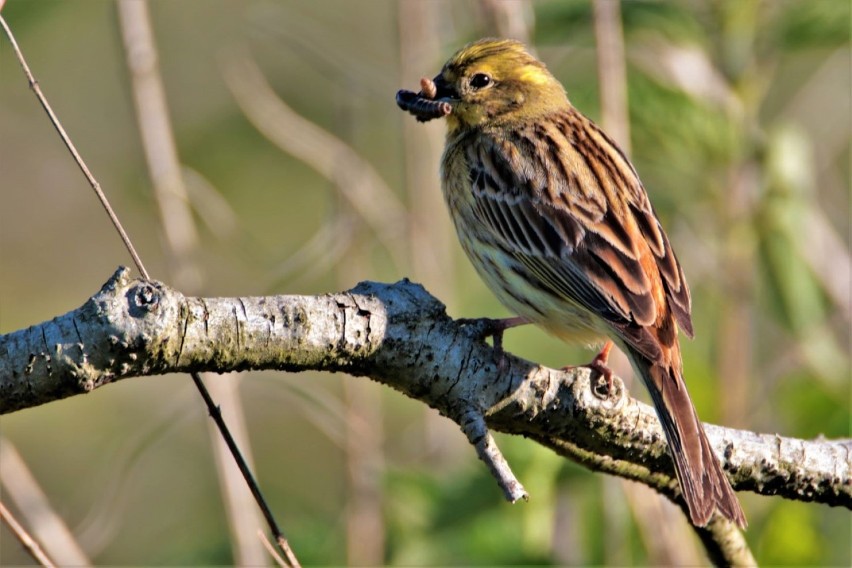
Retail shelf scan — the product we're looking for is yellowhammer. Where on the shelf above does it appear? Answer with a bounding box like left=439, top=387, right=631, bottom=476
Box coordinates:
left=397, top=38, right=746, bottom=529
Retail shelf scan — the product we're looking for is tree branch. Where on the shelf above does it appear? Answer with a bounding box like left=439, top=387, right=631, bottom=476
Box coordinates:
left=2, top=267, right=849, bottom=519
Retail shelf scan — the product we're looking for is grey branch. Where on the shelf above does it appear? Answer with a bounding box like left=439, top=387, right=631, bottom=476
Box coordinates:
left=2, top=268, right=850, bottom=516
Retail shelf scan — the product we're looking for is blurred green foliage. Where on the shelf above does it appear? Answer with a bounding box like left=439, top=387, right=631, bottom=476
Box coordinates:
left=1, top=0, right=849, bottom=565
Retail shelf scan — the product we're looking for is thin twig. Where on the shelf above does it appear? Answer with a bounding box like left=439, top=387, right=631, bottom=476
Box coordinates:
left=0, top=501, right=56, bottom=568
left=258, top=529, right=288, bottom=568
left=2, top=10, right=298, bottom=567
left=0, top=439, right=90, bottom=566
left=0, top=14, right=149, bottom=280
left=190, top=371, right=301, bottom=568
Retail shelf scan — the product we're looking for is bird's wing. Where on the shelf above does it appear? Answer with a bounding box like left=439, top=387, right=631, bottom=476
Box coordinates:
left=466, top=119, right=692, bottom=360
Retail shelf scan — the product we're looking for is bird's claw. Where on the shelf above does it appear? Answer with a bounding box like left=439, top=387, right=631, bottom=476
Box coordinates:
left=458, top=316, right=530, bottom=374
left=563, top=341, right=615, bottom=400
left=589, top=361, right=614, bottom=399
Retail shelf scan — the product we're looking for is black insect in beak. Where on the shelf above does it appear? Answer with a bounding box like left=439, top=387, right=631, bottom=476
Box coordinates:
left=396, top=74, right=455, bottom=123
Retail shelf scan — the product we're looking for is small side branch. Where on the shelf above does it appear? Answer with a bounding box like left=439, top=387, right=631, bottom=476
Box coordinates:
left=457, top=408, right=528, bottom=502
left=0, top=502, right=56, bottom=568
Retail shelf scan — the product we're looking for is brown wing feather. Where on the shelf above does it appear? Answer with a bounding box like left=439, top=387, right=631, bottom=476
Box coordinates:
left=467, top=109, right=692, bottom=359
left=630, top=201, right=694, bottom=337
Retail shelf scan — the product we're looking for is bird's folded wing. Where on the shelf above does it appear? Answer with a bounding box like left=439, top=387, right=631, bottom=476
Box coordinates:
left=467, top=135, right=692, bottom=360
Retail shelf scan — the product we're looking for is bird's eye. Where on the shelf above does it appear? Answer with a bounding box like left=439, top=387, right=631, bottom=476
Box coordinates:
left=469, top=73, right=493, bottom=90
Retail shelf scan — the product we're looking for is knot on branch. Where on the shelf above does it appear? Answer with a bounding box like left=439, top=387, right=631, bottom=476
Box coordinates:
left=74, top=267, right=186, bottom=388
left=127, top=281, right=162, bottom=317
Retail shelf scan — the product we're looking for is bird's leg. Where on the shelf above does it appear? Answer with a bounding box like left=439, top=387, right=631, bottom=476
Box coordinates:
left=563, top=340, right=614, bottom=398
left=589, top=340, right=614, bottom=396
left=459, top=315, right=530, bottom=352
left=458, top=316, right=531, bottom=371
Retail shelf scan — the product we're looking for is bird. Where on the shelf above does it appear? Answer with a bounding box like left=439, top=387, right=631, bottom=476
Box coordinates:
left=396, top=38, right=746, bottom=529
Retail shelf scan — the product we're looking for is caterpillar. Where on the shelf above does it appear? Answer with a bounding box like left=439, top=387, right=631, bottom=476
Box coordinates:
left=396, top=77, right=451, bottom=123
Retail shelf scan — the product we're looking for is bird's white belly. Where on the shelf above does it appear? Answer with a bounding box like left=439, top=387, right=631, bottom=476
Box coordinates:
left=457, top=227, right=610, bottom=348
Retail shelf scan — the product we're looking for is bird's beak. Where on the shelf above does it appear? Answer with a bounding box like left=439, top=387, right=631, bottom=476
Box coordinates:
left=432, top=74, right=458, bottom=101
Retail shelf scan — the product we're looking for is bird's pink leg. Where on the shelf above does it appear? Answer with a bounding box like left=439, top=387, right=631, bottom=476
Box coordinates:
left=563, top=340, right=614, bottom=397
left=589, top=340, right=614, bottom=393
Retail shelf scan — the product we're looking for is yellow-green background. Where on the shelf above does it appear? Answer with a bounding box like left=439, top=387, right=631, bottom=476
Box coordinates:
left=1, top=0, right=849, bottom=565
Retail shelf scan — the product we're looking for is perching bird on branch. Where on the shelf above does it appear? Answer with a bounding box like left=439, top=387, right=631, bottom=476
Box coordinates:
left=397, top=38, right=746, bottom=528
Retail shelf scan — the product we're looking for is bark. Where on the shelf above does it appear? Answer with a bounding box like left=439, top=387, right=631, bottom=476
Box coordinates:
left=2, top=267, right=850, bottom=517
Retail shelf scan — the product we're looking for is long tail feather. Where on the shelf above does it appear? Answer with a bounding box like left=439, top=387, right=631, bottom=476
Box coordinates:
left=631, top=351, right=747, bottom=528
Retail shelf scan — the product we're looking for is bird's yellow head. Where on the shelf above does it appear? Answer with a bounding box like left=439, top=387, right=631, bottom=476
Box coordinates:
left=430, top=38, right=569, bottom=131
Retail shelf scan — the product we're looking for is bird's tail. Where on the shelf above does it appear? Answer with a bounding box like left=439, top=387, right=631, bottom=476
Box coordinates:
left=630, top=350, right=747, bottom=528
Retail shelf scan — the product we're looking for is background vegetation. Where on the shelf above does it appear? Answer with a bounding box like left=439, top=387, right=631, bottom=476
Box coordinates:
left=1, top=0, right=849, bottom=565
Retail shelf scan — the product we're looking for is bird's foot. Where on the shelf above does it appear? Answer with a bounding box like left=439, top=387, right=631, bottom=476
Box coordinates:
left=563, top=341, right=614, bottom=399
left=458, top=315, right=530, bottom=353
left=458, top=316, right=530, bottom=373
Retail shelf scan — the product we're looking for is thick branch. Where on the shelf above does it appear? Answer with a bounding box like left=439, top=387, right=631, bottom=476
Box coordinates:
left=2, top=268, right=850, bottom=515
